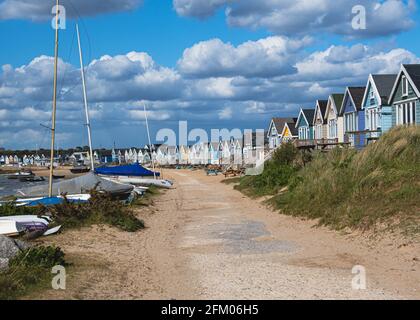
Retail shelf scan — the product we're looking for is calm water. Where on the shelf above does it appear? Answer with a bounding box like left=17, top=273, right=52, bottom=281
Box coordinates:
left=0, top=174, right=47, bottom=197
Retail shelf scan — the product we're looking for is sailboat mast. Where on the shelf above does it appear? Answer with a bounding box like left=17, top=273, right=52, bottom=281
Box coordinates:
left=143, top=102, right=156, bottom=179
left=48, top=0, right=60, bottom=197
left=76, top=24, right=95, bottom=171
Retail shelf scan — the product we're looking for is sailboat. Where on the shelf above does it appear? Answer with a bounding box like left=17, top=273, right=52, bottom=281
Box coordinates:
left=95, top=104, right=173, bottom=189
left=13, top=9, right=134, bottom=203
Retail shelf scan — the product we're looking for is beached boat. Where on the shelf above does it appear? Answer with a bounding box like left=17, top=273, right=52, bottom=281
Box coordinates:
left=0, top=194, right=91, bottom=207
left=95, top=163, right=160, bottom=177
left=70, top=165, right=90, bottom=174
left=101, top=176, right=172, bottom=189
left=0, top=220, right=25, bottom=237
left=0, top=215, right=61, bottom=237
left=19, top=176, right=45, bottom=182
left=7, top=171, right=33, bottom=180
left=17, top=172, right=134, bottom=201
left=96, top=163, right=172, bottom=188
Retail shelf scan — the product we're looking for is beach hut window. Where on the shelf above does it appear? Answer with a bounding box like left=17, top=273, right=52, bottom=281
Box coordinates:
left=396, top=102, right=416, bottom=125
left=402, top=76, right=408, bottom=97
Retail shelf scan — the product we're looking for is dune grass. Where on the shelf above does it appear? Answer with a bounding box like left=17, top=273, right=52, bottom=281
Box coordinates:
left=234, top=142, right=303, bottom=197
left=276, top=126, right=420, bottom=234
left=236, top=126, right=420, bottom=235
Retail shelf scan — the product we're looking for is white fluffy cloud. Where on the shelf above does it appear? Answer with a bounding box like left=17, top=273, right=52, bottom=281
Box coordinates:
left=1, top=36, right=419, bottom=148
left=178, top=36, right=312, bottom=78
left=294, top=44, right=420, bottom=84
left=0, top=0, right=142, bottom=20
left=218, top=106, right=233, bottom=120
left=173, top=0, right=229, bottom=18
left=173, top=0, right=416, bottom=37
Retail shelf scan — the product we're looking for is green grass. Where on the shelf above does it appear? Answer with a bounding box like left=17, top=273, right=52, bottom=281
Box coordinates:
left=221, top=177, right=241, bottom=185
left=0, top=191, right=145, bottom=232
left=0, top=203, right=41, bottom=217
left=235, top=142, right=302, bottom=197
left=235, top=127, right=420, bottom=235
left=130, top=186, right=161, bottom=207
left=276, top=126, right=420, bottom=234
left=0, top=246, right=67, bottom=300
left=48, top=191, right=145, bottom=232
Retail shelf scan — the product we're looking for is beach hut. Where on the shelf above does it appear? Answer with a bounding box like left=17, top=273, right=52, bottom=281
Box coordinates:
left=128, top=149, right=134, bottom=163
left=325, top=94, right=345, bottom=142
left=340, top=87, right=366, bottom=148
left=296, top=108, right=315, bottom=140
left=209, top=142, right=220, bottom=165
left=362, top=74, right=397, bottom=141
left=137, top=149, right=144, bottom=164
left=388, top=64, right=420, bottom=127
left=179, top=145, right=189, bottom=165
left=233, top=139, right=243, bottom=165
left=143, top=151, right=151, bottom=164
left=200, top=143, right=209, bottom=165
left=313, top=100, right=329, bottom=141
left=267, top=117, right=296, bottom=149
left=156, top=147, right=166, bottom=165
left=111, top=149, right=117, bottom=163
left=280, top=119, right=298, bottom=143
left=221, top=141, right=231, bottom=165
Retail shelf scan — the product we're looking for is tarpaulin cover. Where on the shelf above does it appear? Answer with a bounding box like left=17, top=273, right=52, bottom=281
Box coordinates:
left=19, top=172, right=134, bottom=197
left=95, top=163, right=160, bottom=177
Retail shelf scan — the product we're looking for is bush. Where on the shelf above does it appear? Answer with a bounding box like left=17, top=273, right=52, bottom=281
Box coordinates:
left=235, top=142, right=301, bottom=196
left=0, top=246, right=66, bottom=300
left=0, top=203, right=41, bottom=217
left=48, top=191, right=145, bottom=232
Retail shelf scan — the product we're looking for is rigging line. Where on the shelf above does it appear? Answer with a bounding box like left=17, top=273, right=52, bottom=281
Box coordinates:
left=56, top=25, right=76, bottom=100
left=32, top=0, right=95, bottom=145
left=66, top=0, right=93, bottom=76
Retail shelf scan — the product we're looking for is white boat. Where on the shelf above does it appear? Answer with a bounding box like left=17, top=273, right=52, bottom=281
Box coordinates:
left=101, top=176, right=173, bottom=189
left=1, top=194, right=91, bottom=207
left=0, top=216, right=62, bottom=237
left=0, top=220, right=25, bottom=237
left=0, top=215, right=51, bottom=224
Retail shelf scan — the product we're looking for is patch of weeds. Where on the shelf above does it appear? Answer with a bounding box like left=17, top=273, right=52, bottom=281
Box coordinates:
left=48, top=191, right=145, bottom=232
left=0, top=246, right=66, bottom=300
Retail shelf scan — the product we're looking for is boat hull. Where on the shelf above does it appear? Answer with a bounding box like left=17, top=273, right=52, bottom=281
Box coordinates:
left=101, top=176, right=173, bottom=189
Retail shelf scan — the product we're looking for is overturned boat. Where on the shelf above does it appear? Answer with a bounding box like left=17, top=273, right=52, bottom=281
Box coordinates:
left=0, top=215, right=61, bottom=237
left=95, top=163, right=160, bottom=177
left=102, top=176, right=173, bottom=189
left=17, top=172, right=134, bottom=200
left=96, top=163, right=172, bottom=188
left=0, top=220, right=25, bottom=237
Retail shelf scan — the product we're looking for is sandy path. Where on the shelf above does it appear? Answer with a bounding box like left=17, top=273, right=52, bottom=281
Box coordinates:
left=34, top=169, right=419, bottom=300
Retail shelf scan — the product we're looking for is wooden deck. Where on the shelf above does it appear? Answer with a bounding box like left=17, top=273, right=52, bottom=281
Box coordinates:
left=294, top=139, right=350, bottom=150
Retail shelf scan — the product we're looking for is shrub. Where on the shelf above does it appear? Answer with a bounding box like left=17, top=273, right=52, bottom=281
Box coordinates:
left=48, top=191, right=145, bottom=232
left=0, top=246, right=66, bottom=300
left=235, top=142, right=302, bottom=196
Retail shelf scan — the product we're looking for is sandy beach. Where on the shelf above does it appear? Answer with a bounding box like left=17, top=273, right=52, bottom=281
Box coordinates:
left=31, top=169, right=419, bottom=300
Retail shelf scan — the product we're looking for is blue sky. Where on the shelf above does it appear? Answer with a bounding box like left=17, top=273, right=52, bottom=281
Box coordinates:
left=0, top=0, right=419, bottom=149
